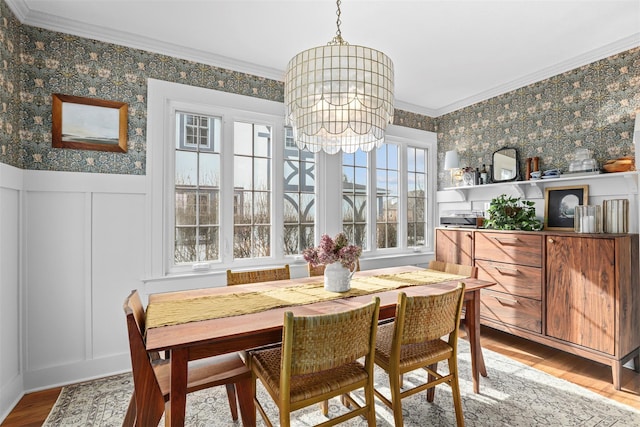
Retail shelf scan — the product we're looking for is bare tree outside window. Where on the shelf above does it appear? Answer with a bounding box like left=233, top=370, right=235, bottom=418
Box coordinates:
left=233, top=121, right=272, bottom=259
left=407, top=146, right=427, bottom=247
left=376, top=143, right=399, bottom=249
left=174, top=113, right=221, bottom=264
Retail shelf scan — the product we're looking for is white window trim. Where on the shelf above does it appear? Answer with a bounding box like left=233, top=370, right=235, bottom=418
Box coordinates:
left=146, top=79, right=437, bottom=281
left=364, top=125, right=437, bottom=256
left=146, top=79, right=285, bottom=278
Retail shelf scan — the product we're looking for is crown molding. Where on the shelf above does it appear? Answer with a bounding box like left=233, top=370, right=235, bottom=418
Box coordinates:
left=7, top=1, right=639, bottom=119
left=393, top=100, right=439, bottom=119
left=434, top=33, right=640, bottom=117
left=6, top=1, right=286, bottom=81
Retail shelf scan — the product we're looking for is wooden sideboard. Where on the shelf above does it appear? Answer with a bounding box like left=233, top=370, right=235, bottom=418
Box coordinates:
left=435, top=227, right=640, bottom=390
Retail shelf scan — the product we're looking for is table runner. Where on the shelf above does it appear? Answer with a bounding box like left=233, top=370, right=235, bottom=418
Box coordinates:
left=145, top=269, right=466, bottom=329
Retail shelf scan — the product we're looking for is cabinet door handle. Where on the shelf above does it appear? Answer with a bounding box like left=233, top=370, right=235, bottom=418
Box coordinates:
left=492, top=237, right=519, bottom=244
left=466, top=233, right=473, bottom=239
left=493, top=295, right=519, bottom=304
left=548, top=238, right=554, bottom=243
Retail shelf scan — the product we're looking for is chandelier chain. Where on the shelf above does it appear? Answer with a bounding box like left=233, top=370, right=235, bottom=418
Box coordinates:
left=329, top=0, right=347, bottom=45
left=336, top=0, right=342, bottom=38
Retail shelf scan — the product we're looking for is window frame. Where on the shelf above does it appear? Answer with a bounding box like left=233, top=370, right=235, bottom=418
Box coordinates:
left=356, top=127, right=437, bottom=256
left=147, top=79, right=437, bottom=280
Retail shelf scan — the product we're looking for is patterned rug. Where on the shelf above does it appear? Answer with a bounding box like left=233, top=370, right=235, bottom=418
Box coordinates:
left=43, top=339, right=640, bottom=426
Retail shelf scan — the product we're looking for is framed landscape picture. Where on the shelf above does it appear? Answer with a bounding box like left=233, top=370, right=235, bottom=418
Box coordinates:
left=52, top=93, right=128, bottom=152
left=544, top=185, right=588, bottom=231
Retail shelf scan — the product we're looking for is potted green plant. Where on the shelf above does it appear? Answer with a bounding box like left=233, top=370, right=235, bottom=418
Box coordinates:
left=484, top=194, right=543, bottom=231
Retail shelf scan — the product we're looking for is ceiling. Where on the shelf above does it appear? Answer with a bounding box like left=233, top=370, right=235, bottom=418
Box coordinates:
left=7, top=0, right=640, bottom=117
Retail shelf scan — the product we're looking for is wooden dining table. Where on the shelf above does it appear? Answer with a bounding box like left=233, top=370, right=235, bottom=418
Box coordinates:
left=144, top=265, right=495, bottom=426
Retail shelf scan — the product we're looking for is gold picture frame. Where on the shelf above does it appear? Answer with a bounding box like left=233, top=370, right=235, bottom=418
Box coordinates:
left=544, top=185, right=588, bottom=231
left=52, top=93, right=128, bottom=152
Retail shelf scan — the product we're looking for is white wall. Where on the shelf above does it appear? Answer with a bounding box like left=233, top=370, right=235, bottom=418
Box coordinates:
left=0, top=164, right=23, bottom=422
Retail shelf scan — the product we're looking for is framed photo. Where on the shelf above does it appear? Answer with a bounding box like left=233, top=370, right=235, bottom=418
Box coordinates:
left=544, top=185, right=588, bottom=230
left=52, top=93, right=128, bottom=152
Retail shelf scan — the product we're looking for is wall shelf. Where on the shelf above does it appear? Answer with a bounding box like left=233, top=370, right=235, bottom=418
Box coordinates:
left=441, top=171, right=639, bottom=202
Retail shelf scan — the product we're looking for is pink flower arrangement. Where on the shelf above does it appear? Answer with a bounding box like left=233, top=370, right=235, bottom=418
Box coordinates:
left=303, top=232, right=362, bottom=269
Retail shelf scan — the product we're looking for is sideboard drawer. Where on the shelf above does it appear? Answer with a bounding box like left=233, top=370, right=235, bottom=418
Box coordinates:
left=475, top=231, right=542, bottom=267
left=480, top=289, right=542, bottom=333
left=476, top=260, right=542, bottom=300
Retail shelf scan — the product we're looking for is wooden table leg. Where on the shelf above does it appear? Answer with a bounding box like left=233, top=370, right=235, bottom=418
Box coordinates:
left=465, top=290, right=484, bottom=393
left=236, top=376, right=256, bottom=427
left=465, top=298, right=487, bottom=378
left=167, top=348, right=188, bottom=426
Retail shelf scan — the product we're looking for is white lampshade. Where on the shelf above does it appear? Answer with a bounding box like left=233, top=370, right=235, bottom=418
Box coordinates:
left=284, top=1, right=394, bottom=154
left=444, top=150, right=460, bottom=170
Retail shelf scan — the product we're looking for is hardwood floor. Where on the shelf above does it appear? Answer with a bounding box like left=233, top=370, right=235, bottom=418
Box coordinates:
left=2, top=326, right=639, bottom=426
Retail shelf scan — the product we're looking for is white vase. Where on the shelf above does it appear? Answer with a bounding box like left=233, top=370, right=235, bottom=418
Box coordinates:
left=323, top=262, right=355, bottom=292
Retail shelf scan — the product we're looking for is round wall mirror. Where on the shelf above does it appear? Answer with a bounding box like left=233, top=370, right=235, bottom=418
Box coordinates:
left=492, top=147, right=519, bottom=182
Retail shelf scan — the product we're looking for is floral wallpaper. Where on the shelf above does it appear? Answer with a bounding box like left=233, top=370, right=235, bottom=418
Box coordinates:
left=0, top=1, right=21, bottom=168
left=436, top=47, right=640, bottom=189
left=0, top=1, right=432, bottom=174
left=0, top=0, right=637, bottom=182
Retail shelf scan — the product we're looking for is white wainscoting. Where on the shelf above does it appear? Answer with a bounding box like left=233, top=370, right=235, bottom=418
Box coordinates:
left=20, top=170, right=146, bottom=392
left=0, top=163, right=24, bottom=422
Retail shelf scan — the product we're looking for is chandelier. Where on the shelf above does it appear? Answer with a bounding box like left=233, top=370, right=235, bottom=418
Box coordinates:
left=284, top=0, right=395, bottom=154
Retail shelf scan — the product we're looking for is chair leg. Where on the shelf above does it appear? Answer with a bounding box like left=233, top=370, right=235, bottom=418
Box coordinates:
left=122, top=392, right=136, bottom=427
left=364, top=382, right=376, bottom=427
left=225, top=383, right=239, bottom=421
left=321, top=400, right=329, bottom=416
left=449, top=359, right=465, bottom=427
left=426, top=363, right=437, bottom=403
left=389, top=371, right=404, bottom=427
left=236, top=377, right=256, bottom=427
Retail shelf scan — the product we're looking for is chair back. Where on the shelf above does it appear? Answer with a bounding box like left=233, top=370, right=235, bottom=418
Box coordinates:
left=282, top=297, right=380, bottom=377
left=429, top=260, right=478, bottom=279
left=123, top=290, right=165, bottom=425
left=227, top=264, right=290, bottom=285
left=395, top=284, right=465, bottom=347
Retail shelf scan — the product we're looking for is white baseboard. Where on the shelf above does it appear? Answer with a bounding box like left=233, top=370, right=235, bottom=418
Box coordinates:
left=23, top=353, right=131, bottom=392
left=0, top=373, right=24, bottom=425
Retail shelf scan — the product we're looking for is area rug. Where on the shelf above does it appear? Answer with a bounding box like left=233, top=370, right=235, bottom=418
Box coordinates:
left=43, top=339, right=640, bottom=426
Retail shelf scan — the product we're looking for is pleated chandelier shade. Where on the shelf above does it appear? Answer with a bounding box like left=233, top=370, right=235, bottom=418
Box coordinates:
left=284, top=0, right=395, bottom=154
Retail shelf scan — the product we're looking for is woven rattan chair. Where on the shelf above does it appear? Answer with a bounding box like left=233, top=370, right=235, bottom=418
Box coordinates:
left=428, top=259, right=486, bottom=377
left=374, top=284, right=466, bottom=427
left=248, top=297, right=381, bottom=427
left=123, top=290, right=253, bottom=427
left=227, top=264, right=290, bottom=285
left=307, top=259, right=360, bottom=277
